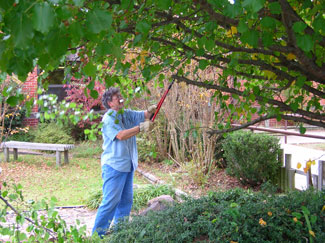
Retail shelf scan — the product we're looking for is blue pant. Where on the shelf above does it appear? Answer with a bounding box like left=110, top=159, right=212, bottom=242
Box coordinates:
left=92, top=164, right=134, bottom=237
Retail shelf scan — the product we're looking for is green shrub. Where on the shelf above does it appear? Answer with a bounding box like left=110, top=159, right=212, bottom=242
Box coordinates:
left=4, top=107, right=26, bottom=131
left=137, top=136, right=159, bottom=163
left=31, top=122, right=74, bottom=144
left=107, top=189, right=325, bottom=243
left=86, top=185, right=176, bottom=212
left=7, top=130, right=35, bottom=142
left=222, top=131, right=281, bottom=186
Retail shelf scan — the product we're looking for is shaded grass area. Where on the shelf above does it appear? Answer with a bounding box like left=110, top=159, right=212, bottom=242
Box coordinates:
left=0, top=141, right=148, bottom=206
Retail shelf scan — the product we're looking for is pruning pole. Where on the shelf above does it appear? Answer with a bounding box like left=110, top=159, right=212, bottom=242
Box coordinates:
left=150, top=80, right=175, bottom=122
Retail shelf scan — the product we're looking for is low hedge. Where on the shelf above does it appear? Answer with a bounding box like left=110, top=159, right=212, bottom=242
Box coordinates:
left=107, top=189, right=325, bottom=243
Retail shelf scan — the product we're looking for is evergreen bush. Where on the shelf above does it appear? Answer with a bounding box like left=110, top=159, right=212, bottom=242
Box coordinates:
left=108, top=189, right=325, bottom=243
left=31, top=122, right=74, bottom=144
left=222, top=131, right=281, bottom=186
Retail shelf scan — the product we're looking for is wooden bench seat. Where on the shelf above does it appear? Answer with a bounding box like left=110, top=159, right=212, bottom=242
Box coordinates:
left=0, top=141, right=74, bottom=166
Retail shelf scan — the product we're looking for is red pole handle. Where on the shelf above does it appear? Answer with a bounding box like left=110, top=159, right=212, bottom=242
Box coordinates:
left=150, top=80, right=175, bottom=121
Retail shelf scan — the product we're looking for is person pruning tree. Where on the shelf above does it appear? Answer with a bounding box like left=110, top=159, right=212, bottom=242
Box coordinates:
left=92, top=87, right=156, bottom=238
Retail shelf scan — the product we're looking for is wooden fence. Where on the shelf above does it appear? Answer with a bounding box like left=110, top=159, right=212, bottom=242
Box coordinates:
left=278, top=149, right=325, bottom=192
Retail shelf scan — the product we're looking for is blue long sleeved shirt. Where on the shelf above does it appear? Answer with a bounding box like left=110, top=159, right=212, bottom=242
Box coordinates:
left=101, top=109, right=145, bottom=172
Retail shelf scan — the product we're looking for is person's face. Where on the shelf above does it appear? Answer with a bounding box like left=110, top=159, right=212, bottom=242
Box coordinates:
left=108, top=93, right=124, bottom=111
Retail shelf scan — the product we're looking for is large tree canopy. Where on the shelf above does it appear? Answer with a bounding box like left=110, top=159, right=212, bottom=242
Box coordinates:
left=0, top=0, right=324, bottom=132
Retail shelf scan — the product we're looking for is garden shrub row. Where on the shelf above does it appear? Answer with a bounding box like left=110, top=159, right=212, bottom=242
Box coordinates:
left=108, top=189, right=325, bottom=243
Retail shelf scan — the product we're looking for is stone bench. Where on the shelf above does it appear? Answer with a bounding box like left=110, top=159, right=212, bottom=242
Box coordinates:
left=0, top=141, right=74, bottom=166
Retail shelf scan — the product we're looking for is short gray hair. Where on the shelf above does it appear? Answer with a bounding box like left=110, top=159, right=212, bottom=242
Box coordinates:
left=102, top=87, right=120, bottom=109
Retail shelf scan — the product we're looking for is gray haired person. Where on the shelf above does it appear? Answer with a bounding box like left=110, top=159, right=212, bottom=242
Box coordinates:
left=92, top=87, right=156, bottom=237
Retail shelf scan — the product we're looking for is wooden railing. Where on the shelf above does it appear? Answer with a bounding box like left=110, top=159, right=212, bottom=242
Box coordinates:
left=278, top=149, right=324, bottom=191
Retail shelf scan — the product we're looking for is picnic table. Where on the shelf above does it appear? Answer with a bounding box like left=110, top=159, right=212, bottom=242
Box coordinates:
left=0, top=141, right=74, bottom=166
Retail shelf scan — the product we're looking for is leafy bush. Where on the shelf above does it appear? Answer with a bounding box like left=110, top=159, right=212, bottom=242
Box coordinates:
left=137, top=136, right=159, bottom=163
left=4, top=107, right=26, bottom=131
left=31, top=122, right=74, bottom=144
left=108, top=189, right=325, bottom=243
left=7, top=129, right=35, bottom=142
left=222, top=131, right=281, bottom=186
left=86, top=185, right=175, bottom=212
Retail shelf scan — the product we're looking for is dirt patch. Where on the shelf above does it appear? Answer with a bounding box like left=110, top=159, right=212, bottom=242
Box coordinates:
left=138, top=162, right=248, bottom=197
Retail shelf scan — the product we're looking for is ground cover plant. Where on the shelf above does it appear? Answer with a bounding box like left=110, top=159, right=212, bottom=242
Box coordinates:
left=86, top=184, right=176, bottom=213
left=107, top=189, right=325, bottom=243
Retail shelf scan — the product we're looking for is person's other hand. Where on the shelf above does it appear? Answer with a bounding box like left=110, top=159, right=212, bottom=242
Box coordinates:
left=147, top=105, right=157, bottom=114
left=139, top=121, right=155, bottom=132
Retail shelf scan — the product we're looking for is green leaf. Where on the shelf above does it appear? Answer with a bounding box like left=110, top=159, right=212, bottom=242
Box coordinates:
left=69, top=102, right=77, bottom=108
left=313, top=15, right=325, bottom=32
left=296, top=76, right=306, bottom=88
left=73, top=0, right=85, bottom=7
left=310, top=215, right=317, bottom=224
left=11, top=14, right=34, bottom=49
left=86, top=9, right=112, bottom=34
left=48, top=34, right=70, bottom=59
left=96, top=42, right=110, bottom=56
left=262, top=31, right=274, bottom=47
left=155, top=0, right=171, bottom=10
left=241, top=30, right=259, bottom=47
left=2, top=190, right=8, bottom=197
left=120, top=0, right=134, bottom=9
left=0, top=0, right=14, bottom=11
left=69, top=22, right=84, bottom=42
left=107, top=44, right=123, bottom=60
left=205, top=39, right=215, bottom=51
left=269, top=2, right=281, bottom=14
left=224, top=3, right=242, bottom=18
left=301, top=206, right=310, bottom=215
left=290, top=102, right=299, bottom=112
left=6, top=96, right=19, bottom=106
left=296, top=34, right=313, bottom=52
left=44, top=112, right=50, bottom=120
left=136, top=21, right=151, bottom=35
left=292, top=212, right=302, bottom=219
left=237, top=20, right=248, bottom=33
left=33, top=2, right=55, bottom=34
left=292, top=22, right=307, bottom=33
left=243, top=0, right=265, bottom=13
left=90, top=90, right=99, bottom=99
left=83, top=62, right=97, bottom=77
left=260, top=17, right=276, bottom=29
left=199, top=60, right=209, bottom=70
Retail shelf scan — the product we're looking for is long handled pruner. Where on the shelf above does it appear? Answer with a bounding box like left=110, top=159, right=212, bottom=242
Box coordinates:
left=150, top=79, right=175, bottom=122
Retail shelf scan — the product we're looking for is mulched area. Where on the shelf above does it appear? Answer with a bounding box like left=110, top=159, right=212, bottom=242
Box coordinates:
left=138, top=162, right=248, bottom=198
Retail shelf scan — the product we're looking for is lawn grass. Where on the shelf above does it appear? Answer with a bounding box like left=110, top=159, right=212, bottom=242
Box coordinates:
left=0, top=141, right=149, bottom=206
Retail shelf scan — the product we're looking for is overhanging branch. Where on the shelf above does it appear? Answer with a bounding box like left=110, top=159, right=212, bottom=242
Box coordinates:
left=206, top=115, right=277, bottom=136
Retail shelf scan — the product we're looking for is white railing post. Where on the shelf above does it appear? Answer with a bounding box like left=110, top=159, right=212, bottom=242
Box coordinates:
left=318, top=160, right=324, bottom=191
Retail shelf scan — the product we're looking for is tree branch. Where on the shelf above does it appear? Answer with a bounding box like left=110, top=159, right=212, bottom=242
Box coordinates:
left=206, top=115, right=277, bottom=136
left=172, top=75, right=325, bottom=122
